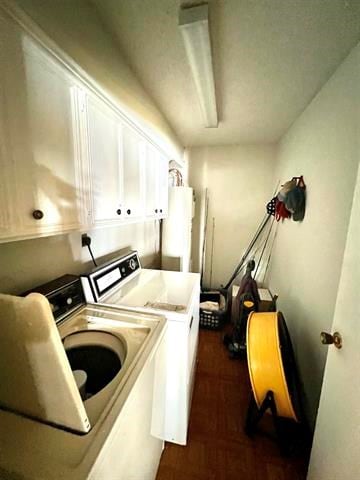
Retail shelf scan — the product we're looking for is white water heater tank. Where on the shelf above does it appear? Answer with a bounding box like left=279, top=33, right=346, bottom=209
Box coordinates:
left=161, top=186, right=194, bottom=272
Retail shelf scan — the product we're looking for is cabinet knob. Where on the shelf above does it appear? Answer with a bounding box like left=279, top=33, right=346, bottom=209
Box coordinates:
left=160, top=209, right=163, bottom=213
left=32, top=209, right=44, bottom=220
left=116, top=209, right=121, bottom=215
left=127, top=209, right=131, bottom=215
left=155, top=209, right=158, bottom=214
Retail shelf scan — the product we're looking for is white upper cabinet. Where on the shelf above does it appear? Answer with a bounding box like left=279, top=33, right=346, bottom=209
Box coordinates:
left=144, top=144, right=160, bottom=218
left=144, top=146, right=169, bottom=219
left=122, top=125, right=145, bottom=219
left=158, top=154, right=169, bottom=218
left=1, top=19, right=86, bottom=239
left=0, top=114, right=13, bottom=238
left=86, top=94, right=124, bottom=225
left=0, top=16, right=20, bottom=240
left=0, top=23, right=13, bottom=239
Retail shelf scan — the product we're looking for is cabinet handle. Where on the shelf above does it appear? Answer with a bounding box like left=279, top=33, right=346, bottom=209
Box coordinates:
left=189, top=316, right=194, bottom=331
left=32, top=209, right=44, bottom=220
left=116, top=209, right=121, bottom=215
left=127, top=209, right=131, bottom=215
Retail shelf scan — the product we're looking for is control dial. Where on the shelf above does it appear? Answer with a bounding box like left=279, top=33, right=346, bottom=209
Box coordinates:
left=129, top=258, right=137, bottom=271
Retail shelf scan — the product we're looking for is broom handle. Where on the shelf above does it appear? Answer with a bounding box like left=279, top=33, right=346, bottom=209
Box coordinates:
left=223, top=180, right=280, bottom=291
left=224, top=214, right=271, bottom=290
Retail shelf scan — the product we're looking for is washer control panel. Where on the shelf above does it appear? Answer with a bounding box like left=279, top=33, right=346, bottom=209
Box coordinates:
left=81, top=251, right=141, bottom=302
left=22, top=275, right=85, bottom=323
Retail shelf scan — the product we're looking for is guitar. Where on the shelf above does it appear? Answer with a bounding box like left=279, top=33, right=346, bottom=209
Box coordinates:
left=246, top=311, right=301, bottom=421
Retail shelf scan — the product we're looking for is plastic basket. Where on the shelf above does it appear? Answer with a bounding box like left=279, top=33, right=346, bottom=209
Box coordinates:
left=199, top=291, right=228, bottom=330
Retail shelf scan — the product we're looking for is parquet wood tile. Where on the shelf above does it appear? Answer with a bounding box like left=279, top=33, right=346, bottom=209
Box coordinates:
left=156, top=329, right=310, bottom=480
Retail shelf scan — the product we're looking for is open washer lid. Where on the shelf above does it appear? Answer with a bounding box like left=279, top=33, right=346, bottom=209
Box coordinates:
left=0, top=293, right=90, bottom=433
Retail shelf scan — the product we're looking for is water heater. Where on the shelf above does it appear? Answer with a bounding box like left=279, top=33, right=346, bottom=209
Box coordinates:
left=161, top=186, right=194, bottom=272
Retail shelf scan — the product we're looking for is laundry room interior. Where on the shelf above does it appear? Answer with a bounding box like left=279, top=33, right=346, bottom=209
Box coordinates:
left=0, top=1, right=359, bottom=479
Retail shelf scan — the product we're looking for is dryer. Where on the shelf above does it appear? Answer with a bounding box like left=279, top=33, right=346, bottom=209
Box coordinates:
left=81, top=251, right=200, bottom=445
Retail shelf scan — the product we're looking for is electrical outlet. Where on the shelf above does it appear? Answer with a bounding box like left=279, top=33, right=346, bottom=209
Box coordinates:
left=81, top=233, right=91, bottom=247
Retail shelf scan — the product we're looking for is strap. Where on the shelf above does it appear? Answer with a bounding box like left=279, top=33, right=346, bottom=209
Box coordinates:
left=291, top=175, right=306, bottom=188
left=297, top=175, right=306, bottom=188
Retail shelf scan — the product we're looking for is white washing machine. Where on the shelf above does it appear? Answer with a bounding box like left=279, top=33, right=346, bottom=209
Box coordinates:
left=0, top=275, right=166, bottom=480
left=81, top=251, right=200, bottom=445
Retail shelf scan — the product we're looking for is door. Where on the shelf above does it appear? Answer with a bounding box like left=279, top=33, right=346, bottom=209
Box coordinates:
left=144, top=146, right=169, bottom=219
left=158, top=153, right=169, bottom=218
left=0, top=104, right=13, bottom=239
left=87, top=94, right=124, bottom=225
left=122, top=124, right=144, bottom=219
left=6, top=33, right=86, bottom=235
left=144, top=144, right=159, bottom=218
left=0, top=17, right=14, bottom=239
left=307, top=160, right=360, bottom=479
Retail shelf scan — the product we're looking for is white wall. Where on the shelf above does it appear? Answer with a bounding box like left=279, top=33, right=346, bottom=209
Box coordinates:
left=0, top=222, right=160, bottom=295
left=188, top=144, right=277, bottom=288
left=267, top=42, right=360, bottom=427
left=0, top=0, right=179, bottom=294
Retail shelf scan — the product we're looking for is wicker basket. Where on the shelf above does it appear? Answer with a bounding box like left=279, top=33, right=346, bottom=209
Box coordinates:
left=199, top=291, right=228, bottom=330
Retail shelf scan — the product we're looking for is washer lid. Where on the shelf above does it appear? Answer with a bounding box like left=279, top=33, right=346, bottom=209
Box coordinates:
left=0, top=293, right=90, bottom=433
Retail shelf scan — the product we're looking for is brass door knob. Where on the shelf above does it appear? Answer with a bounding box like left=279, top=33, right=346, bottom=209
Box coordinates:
left=320, top=331, right=342, bottom=349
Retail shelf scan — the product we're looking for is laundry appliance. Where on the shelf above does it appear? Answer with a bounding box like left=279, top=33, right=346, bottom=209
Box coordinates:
left=0, top=275, right=166, bottom=480
left=81, top=250, right=200, bottom=445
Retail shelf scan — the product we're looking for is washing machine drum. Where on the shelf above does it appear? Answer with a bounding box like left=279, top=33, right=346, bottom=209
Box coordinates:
left=63, top=330, right=125, bottom=398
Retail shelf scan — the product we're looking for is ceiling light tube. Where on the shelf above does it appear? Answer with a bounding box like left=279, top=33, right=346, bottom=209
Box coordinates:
left=179, top=4, right=218, bottom=128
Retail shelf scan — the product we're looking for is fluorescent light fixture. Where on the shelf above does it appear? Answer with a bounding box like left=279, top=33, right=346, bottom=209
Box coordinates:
left=179, top=4, right=218, bottom=128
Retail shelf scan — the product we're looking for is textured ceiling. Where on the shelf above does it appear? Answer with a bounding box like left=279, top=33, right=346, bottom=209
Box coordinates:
left=91, top=0, right=360, bottom=147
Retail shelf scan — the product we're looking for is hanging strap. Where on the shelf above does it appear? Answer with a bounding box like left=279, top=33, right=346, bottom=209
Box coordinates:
left=291, top=175, right=306, bottom=189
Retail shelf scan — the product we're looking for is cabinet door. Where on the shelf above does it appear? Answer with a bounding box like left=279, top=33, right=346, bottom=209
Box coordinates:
left=158, top=154, right=169, bottom=218
left=144, top=144, right=159, bottom=218
left=87, top=94, right=124, bottom=225
left=0, top=107, right=13, bottom=239
left=5, top=34, right=86, bottom=235
left=0, top=17, right=14, bottom=239
left=122, top=125, right=144, bottom=219
left=144, top=146, right=169, bottom=219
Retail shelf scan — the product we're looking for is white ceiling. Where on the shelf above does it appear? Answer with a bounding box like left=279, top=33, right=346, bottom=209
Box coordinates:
left=91, top=0, right=360, bottom=147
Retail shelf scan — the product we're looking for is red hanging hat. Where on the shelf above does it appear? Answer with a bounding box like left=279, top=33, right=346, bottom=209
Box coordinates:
left=275, top=200, right=291, bottom=222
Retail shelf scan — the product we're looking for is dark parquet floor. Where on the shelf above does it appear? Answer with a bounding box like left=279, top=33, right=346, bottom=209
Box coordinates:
left=156, top=328, right=310, bottom=480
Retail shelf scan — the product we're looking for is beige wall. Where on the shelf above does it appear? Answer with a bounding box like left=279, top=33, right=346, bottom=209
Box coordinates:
left=267, top=42, right=360, bottom=427
left=0, top=223, right=160, bottom=295
left=0, top=0, right=178, bottom=294
left=188, top=144, right=277, bottom=288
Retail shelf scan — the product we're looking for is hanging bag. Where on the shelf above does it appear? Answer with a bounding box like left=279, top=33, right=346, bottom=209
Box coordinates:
left=285, top=176, right=306, bottom=221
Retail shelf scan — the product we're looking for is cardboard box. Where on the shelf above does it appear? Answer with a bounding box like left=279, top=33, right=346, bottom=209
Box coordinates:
left=258, top=288, right=274, bottom=312
left=231, top=286, right=274, bottom=321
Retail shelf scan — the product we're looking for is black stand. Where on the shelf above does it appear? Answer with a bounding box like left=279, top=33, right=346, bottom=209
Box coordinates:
left=245, top=391, right=288, bottom=455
